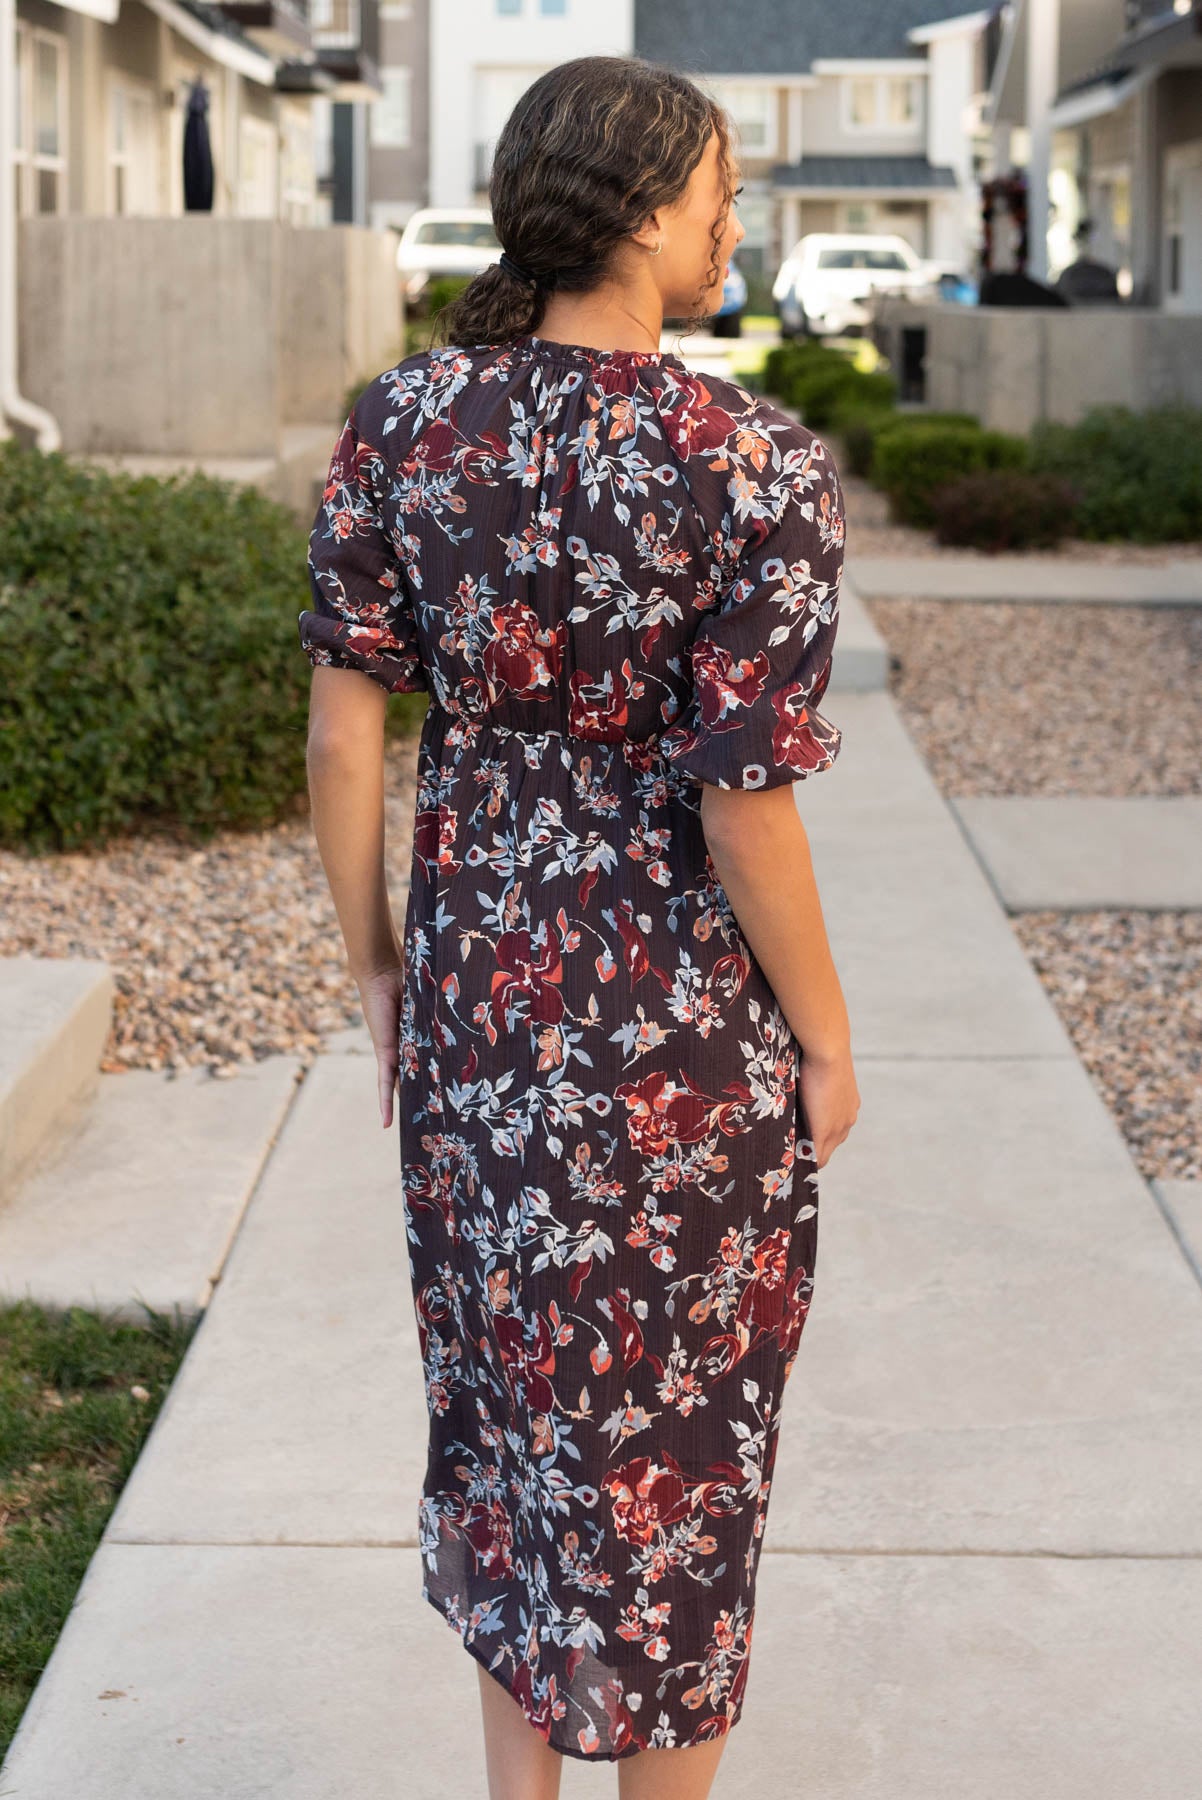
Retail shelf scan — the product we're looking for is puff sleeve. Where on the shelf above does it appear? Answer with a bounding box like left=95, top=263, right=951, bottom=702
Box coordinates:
left=298, top=378, right=429, bottom=695
left=659, top=428, right=845, bottom=790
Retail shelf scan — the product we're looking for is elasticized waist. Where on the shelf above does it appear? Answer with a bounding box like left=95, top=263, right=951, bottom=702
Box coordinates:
left=431, top=705, right=681, bottom=759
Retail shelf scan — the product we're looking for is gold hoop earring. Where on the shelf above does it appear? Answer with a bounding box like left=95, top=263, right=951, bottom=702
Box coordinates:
left=651, top=240, right=663, bottom=256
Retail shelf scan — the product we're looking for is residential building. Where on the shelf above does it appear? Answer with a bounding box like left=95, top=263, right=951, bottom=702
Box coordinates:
left=987, top=0, right=1202, bottom=306
left=635, top=1, right=993, bottom=276
left=6, top=0, right=382, bottom=225
left=428, top=0, right=632, bottom=209
left=425, top=2, right=991, bottom=277
left=366, top=0, right=427, bottom=232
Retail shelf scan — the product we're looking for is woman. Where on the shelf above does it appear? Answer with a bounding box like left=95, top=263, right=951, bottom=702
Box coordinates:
left=299, top=53, right=860, bottom=1800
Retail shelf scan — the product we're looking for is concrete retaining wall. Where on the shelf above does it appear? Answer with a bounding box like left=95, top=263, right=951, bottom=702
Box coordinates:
left=873, top=299, right=1202, bottom=434
left=18, top=217, right=403, bottom=458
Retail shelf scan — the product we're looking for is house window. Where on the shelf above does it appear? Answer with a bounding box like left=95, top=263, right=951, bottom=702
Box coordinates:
left=709, top=82, right=775, bottom=157
left=496, top=0, right=522, bottom=13
left=279, top=106, right=314, bottom=224
left=848, top=77, right=877, bottom=128
left=371, top=67, right=411, bottom=148
left=886, top=76, right=919, bottom=125
left=109, top=80, right=159, bottom=215
left=843, top=72, right=923, bottom=133
left=238, top=116, right=278, bottom=218
left=13, top=23, right=67, bottom=215
left=540, top=0, right=567, bottom=12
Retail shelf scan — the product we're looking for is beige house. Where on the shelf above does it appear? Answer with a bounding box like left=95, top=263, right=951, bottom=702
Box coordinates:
left=987, top=0, right=1202, bottom=306
left=11, top=0, right=328, bottom=221
left=1, top=0, right=399, bottom=477
left=633, top=1, right=994, bottom=279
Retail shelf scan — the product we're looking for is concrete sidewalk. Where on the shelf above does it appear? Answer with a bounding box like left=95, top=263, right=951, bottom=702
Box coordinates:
left=3, top=691, right=1201, bottom=1796
left=849, top=552, right=1202, bottom=606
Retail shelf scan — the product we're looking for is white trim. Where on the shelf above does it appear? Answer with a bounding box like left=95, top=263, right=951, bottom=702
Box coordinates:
left=774, top=183, right=949, bottom=201
left=812, top=58, right=928, bottom=75
left=1048, top=68, right=1151, bottom=132
left=50, top=0, right=119, bottom=19
left=907, top=9, right=991, bottom=44
left=139, top=0, right=277, bottom=85
left=786, top=85, right=804, bottom=163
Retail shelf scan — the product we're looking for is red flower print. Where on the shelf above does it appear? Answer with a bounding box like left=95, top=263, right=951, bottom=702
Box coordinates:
left=495, top=1309, right=558, bottom=1413
left=603, top=1454, right=693, bottom=1545
left=491, top=927, right=565, bottom=1025
left=464, top=1497, right=515, bottom=1579
left=482, top=600, right=566, bottom=702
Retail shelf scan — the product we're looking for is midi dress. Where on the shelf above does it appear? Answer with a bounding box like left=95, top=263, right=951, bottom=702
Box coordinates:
left=298, top=330, right=846, bottom=1762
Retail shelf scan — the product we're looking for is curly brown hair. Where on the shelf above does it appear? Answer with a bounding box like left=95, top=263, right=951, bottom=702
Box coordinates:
left=431, top=55, right=735, bottom=351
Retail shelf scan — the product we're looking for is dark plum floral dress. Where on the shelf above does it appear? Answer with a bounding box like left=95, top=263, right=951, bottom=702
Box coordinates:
left=298, top=331, right=845, bottom=1762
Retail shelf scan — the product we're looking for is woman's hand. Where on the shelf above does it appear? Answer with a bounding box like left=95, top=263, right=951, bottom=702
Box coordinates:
left=354, top=962, right=405, bottom=1128
left=798, top=1044, right=861, bottom=1170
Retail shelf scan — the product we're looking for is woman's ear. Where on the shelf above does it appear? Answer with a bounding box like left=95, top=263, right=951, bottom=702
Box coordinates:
left=629, top=214, right=664, bottom=255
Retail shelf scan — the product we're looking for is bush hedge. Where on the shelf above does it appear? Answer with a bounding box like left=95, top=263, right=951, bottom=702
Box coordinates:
left=0, top=439, right=316, bottom=853
left=1028, top=404, right=1202, bottom=542
left=931, top=469, right=1080, bottom=551
left=872, top=419, right=1029, bottom=529
left=838, top=409, right=979, bottom=481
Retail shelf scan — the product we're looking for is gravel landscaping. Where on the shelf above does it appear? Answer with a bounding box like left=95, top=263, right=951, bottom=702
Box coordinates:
left=864, top=590, right=1201, bottom=1185
left=0, top=737, right=420, bottom=1083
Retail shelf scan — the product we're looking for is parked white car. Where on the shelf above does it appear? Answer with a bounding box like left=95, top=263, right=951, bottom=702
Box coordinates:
left=396, top=207, right=502, bottom=312
left=773, top=233, right=939, bottom=338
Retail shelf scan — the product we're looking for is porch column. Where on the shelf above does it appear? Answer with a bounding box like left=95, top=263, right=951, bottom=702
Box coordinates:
left=1026, top=0, right=1060, bottom=280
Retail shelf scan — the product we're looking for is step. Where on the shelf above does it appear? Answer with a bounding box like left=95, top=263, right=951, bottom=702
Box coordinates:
left=951, top=795, right=1202, bottom=910
left=0, top=954, right=113, bottom=1200
left=0, top=1054, right=302, bottom=1321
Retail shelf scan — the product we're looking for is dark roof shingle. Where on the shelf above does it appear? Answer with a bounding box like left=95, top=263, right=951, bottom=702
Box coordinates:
left=634, top=0, right=987, bottom=74
left=771, top=155, right=959, bottom=189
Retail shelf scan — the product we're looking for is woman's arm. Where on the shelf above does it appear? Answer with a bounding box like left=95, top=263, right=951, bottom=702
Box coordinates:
left=306, top=666, right=407, bottom=1125
left=699, top=781, right=859, bottom=1167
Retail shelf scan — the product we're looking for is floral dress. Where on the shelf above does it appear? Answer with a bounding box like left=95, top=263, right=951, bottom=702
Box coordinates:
left=298, top=331, right=845, bottom=1761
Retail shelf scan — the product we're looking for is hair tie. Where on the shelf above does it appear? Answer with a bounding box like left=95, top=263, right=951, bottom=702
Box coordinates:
left=499, top=250, right=540, bottom=287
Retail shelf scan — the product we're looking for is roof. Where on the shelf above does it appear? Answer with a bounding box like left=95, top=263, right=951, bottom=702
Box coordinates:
left=772, top=155, right=959, bottom=190
left=633, top=0, right=986, bottom=75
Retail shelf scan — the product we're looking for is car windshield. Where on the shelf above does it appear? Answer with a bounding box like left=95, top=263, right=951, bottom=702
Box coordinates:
left=412, top=220, right=500, bottom=248
left=816, top=247, right=911, bottom=271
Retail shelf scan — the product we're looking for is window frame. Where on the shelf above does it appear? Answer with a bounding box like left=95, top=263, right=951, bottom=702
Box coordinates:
left=13, top=20, right=69, bottom=216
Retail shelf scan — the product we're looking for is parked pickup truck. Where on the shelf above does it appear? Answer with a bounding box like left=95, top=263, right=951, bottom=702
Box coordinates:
left=772, top=232, right=941, bottom=339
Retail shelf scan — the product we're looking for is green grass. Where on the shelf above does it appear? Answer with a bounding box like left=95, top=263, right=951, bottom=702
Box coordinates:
left=0, top=1298, right=197, bottom=1759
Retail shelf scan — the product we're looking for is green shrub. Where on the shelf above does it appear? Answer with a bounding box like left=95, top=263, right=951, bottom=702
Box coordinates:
left=425, top=273, right=472, bottom=321
left=838, top=408, right=977, bottom=481
left=1029, top=405, right=1202, bottom=542
left=786, top=363, right=897, bottom=431
left=931, top=469, right=1079, bottom=551
left=760, top=338, right=847, bottom=398
left=0, top=439, right=316, bottom=853
left=828, top=369, right=897, bottom=423
left=873, top=420, right=1029, bottom=529
left=838, top=409, right=894, bottom=479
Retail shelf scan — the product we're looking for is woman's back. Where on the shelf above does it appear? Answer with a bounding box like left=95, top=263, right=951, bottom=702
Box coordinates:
left=301, top=331, right=844, bottom=789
